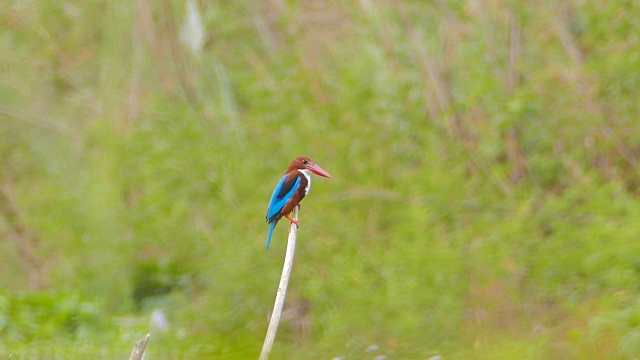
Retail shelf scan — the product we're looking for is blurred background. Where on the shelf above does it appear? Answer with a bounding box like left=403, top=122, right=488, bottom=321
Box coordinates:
left=1, top=0, right=640, bottom=359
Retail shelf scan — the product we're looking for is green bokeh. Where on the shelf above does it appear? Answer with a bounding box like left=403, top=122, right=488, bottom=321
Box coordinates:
left=1, top=1, right=639, bottom=359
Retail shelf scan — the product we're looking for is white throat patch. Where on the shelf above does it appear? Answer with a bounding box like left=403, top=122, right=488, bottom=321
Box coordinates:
left=298, top=169, right=312, bottom=195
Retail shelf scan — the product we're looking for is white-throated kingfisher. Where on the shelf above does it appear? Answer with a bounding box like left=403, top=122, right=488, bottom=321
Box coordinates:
left=265, top=156, right=332, bottom=249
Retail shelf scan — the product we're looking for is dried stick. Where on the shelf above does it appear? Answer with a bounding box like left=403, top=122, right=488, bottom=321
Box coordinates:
left=505, top=9, right=527, bottom=184
left=259, top=207, right=299, bottom=360
left=506, top=9, right=521, bottom=94
left=409, top=29, right=466, bottom=141
left=128, top=333, right=150, bottom=360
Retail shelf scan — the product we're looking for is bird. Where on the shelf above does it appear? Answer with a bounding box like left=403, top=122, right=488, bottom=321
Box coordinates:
left=265, top=156, right=332, bottom=249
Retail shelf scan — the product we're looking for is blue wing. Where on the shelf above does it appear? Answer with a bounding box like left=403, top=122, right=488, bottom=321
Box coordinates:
left=265, top=174, right=300, bottom=249
left=266, top=174, right=301, bottom=222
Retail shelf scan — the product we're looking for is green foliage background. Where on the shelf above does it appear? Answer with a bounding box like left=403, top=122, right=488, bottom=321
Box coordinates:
left=2, top=1, right=640, bottom=359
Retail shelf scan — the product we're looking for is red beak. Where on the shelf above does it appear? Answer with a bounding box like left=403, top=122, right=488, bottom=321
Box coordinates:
left=308, top=163, right=332, bottom=178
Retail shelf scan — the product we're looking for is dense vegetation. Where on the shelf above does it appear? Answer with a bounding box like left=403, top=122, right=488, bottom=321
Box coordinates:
left=2, top=1, right=640, bottom=359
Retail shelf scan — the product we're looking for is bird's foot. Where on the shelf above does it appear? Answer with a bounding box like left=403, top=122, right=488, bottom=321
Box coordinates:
left=285, top=214, right=300, bottom=228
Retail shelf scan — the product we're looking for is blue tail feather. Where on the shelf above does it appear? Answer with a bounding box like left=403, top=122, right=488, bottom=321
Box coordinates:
left=266, top=222, right=276, bottom=249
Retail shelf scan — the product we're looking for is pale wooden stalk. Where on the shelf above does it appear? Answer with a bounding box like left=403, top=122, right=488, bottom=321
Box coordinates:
left=259, top=207, right=299, bottom=360
left=505, top=9, right=527, bottom=184
left=128, top=333, right=150, bottom=360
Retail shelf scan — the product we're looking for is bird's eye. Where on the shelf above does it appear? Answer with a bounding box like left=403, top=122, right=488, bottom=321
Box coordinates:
left=302, top=159, right=308, bottom=164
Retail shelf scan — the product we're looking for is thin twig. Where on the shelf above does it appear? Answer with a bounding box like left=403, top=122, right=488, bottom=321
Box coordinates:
left=409, top=28, right=466, bottom=141
left=259, top=207, right=299, bottom=360
left=160, top=0, right=200, bottom=109
left=552, top=6, right=584, bottom=68
left=0, top=170, right=44, bottom=289
left=505, top=9, right=527, bottom=184
left=506, top=9, right=521, bottom=93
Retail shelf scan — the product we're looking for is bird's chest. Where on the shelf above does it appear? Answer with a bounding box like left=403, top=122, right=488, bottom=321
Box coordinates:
left=298, top=169, right=312, bottom=195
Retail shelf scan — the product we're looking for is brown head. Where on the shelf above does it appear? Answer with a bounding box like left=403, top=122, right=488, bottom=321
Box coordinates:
left=286, top=156, right=332, bottom=178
